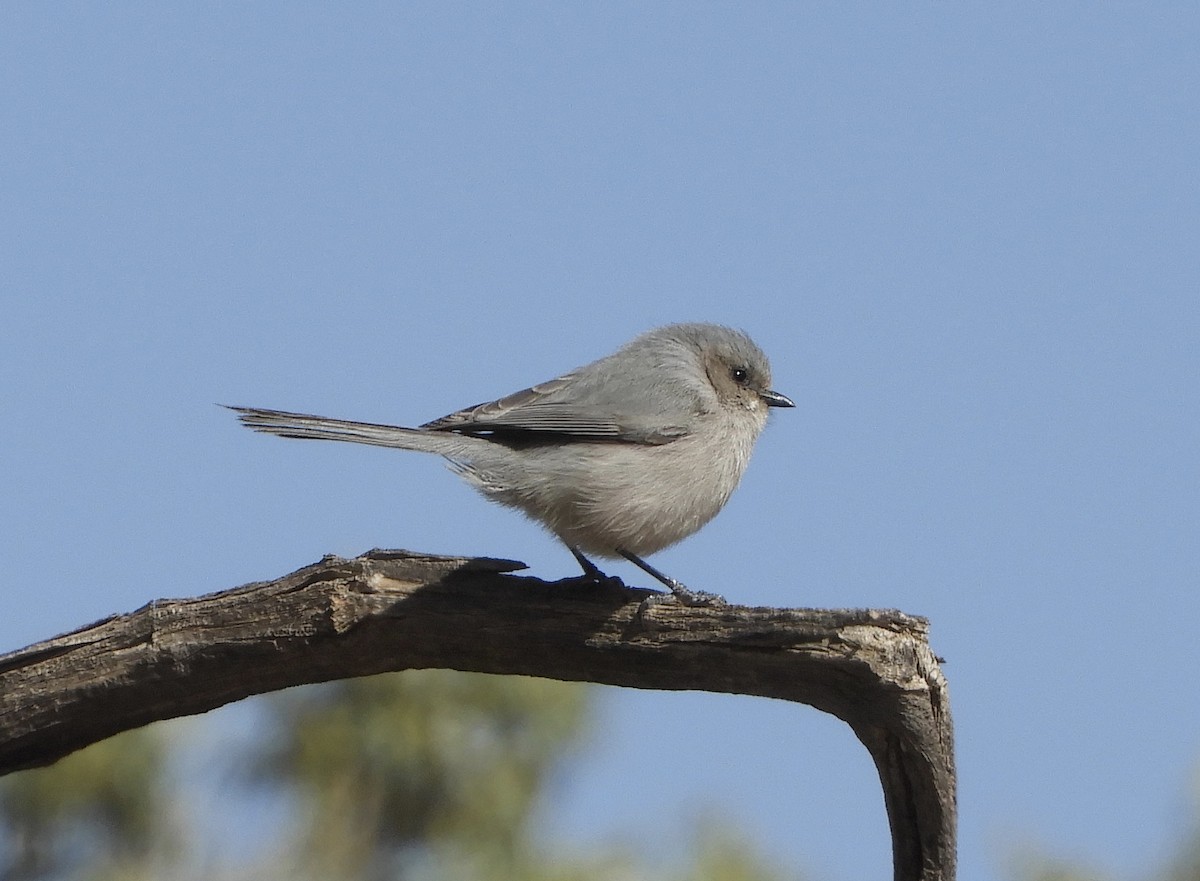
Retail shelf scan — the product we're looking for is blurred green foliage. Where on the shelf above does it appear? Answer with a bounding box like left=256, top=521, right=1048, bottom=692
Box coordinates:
left=0, top=729, right=171, bottom=880
left=251, top=670, right=592, bottom=880
left=0, top=671, right=804, bottom=881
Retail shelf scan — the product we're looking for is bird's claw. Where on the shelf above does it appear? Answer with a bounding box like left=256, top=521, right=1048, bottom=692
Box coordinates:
left=637, top=581, right=726, bottom=609
left=669, top=585, right=726, bottom=606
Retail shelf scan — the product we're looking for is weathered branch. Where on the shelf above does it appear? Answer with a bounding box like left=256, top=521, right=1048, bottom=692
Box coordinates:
left=0, top=549, right=955, bottom=881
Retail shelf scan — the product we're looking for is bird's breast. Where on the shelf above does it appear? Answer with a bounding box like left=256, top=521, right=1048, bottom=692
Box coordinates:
left=516, top=410, right=763, bottom=557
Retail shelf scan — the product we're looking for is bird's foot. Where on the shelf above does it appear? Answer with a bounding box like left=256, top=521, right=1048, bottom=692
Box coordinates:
left=638, top=579, right=726, bottom=608
left=611, top=548, right=727, bottom=607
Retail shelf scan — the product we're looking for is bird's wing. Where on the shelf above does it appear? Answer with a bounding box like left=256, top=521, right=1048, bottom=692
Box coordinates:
left=421, top=373, right=689, bottom=445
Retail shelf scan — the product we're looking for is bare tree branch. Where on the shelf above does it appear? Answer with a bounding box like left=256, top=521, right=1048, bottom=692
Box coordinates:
left=0, top=549, right=955, bottom=881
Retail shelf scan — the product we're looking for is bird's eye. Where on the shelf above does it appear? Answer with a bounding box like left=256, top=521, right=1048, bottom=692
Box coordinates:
left=730, top=366, right=750, bottom=385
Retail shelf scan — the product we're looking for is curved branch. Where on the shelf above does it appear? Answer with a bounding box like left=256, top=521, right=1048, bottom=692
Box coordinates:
left=0, top=549, right=955, bottom=880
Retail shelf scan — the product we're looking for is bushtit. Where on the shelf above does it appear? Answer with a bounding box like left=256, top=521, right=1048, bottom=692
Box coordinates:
left=230, top=322, right=793, bottom=603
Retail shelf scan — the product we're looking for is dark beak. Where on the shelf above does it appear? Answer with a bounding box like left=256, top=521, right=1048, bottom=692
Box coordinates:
left=759, top=389, right=795, bottom=408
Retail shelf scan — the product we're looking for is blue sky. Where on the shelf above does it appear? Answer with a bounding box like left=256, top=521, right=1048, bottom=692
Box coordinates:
left=2, top=4, right=1198, bottom=879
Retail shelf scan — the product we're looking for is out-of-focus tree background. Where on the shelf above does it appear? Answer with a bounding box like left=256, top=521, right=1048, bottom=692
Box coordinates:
left=3, top=673, right=1199, bottom=881
left=0, top=673, right=797, bottom=881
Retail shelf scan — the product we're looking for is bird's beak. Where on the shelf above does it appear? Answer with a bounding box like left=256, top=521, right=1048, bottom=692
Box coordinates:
left=759, top=389, right=795, bottom=408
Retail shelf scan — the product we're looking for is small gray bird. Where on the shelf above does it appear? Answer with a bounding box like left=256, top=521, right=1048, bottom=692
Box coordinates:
left=230, top=323, right=793, bottom=602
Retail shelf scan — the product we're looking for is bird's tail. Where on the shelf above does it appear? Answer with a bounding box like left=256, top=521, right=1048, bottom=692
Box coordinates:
left=226, top=406, right=464, bottom=455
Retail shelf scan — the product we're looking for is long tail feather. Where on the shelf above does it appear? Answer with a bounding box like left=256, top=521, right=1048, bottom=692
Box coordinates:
left=226, top=406, right=449, bottom=453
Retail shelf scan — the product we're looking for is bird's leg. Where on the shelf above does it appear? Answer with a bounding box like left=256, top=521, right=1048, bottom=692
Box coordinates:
left=617, top=549, right=726, bottom=606
left=567, top=546, right=624, bottom=588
